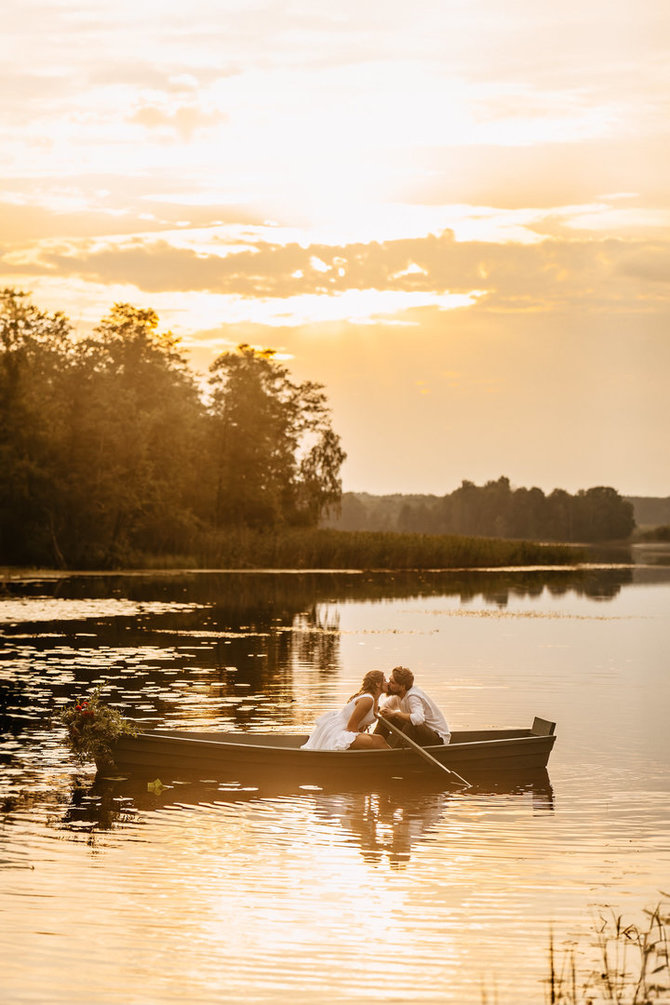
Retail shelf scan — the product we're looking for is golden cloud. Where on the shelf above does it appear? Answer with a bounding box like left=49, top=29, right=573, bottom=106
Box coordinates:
left=129, top=104, right=227, bottom=140
left=5, top=230, right=669, bottom=316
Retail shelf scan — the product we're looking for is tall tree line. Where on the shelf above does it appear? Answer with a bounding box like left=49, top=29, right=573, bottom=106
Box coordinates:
left=327, top=477, right=635, bottom=542
left=0, top=290, right=345, bottom=567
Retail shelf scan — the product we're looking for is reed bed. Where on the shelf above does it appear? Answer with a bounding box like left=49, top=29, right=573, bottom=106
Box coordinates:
left=546, top=900, right=669, bottom=1004
left=138, top=527, right=583, bottom=570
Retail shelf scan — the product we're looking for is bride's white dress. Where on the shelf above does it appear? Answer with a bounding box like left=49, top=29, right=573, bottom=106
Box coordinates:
left=301, top=694, right=377, bottom=751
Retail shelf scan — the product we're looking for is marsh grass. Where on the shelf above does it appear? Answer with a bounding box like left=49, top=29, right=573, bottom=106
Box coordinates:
left=136, top=527, right=582, bottom=570
left=547, top=899, right=670, bottom=1004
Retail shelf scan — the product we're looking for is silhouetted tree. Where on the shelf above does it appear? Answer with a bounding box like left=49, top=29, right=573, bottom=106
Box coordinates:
left=208, top=344, right=345, bottom=529
left=65, top=304, right=206, bottom=563
left=0, top=294, right=207, bottom=566
left=0, top=289, right=75, bottom=564
left=571, top=486, right=635, bottom=541
left=546, top=488, right=573, bottom=541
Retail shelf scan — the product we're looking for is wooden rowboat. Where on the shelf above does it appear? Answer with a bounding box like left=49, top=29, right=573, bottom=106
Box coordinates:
left=111, top=716, right=556, bottom=782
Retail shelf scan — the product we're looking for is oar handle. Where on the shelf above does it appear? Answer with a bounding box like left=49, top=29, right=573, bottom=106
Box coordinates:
left=381, top=715, right=472, bottom=788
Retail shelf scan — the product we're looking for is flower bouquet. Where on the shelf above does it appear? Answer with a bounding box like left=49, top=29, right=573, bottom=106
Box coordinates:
left=60, top=688, right=139, bottom=770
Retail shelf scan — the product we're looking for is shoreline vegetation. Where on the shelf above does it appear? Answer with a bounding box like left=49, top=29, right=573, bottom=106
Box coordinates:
left=1, top=527, right=585, bottom=573
left=0, top=291, right=638, bottom=570
left=0, top=526, right=582, bottom=574
left=109, top=526, right=587, bottom=570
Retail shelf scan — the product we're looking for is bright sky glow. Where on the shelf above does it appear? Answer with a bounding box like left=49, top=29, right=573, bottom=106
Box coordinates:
left=2, top=0, right=669, bottom=496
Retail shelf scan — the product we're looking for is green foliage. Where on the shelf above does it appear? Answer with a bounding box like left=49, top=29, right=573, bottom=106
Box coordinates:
left=59, top=688, right=139, bottom=769
left=208, top=344, right=345, bottom=529
left=0, top=289, right=76, bottom=565
left=0, top=292, right=345, bottom=567
left=63, top=303, right=205, bottom=564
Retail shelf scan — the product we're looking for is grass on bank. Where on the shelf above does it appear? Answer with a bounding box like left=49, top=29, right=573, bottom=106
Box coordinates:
left=135, top=527, right=584, bottom=571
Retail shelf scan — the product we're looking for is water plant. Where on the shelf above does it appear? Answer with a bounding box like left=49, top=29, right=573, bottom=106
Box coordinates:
left=59, top=688, right=139, bottom=770
left=547, top=899, right=669, bottom=1004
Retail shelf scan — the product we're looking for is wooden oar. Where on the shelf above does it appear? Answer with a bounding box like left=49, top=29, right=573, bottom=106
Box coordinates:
left=380, top=715, right=472, bottom=788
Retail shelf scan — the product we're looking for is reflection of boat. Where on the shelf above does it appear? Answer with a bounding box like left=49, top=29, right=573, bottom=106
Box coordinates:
left=311, top=788, right=449, bottom=867
left=74, top=770, right=553, bottom=866
left=112, top=716, right=556, bottom=783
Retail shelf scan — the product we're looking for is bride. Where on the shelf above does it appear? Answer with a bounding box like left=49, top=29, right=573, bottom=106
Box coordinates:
left=301, top=670, right=390, bottom=751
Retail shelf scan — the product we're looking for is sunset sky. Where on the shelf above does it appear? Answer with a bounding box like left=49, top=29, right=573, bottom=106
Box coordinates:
left=3, top=0, right=669, bottom=497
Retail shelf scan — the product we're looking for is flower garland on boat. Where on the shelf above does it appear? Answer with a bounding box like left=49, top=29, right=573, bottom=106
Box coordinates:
left=60, top=688, right=139, bottom=770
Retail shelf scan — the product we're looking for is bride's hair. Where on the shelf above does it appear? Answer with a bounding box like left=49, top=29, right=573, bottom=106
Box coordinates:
left=349, top=669, right=385, bottom=701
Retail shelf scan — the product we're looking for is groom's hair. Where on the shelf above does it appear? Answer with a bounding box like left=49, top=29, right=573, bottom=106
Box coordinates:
left=391, top=666, right=414, bottom=691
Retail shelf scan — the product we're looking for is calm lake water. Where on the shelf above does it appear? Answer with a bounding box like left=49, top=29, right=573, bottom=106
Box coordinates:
left=1, top=562, right=669, bottom=1003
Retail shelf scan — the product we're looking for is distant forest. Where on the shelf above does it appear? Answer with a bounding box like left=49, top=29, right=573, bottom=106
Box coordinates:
left=322, top=478, right=638, bottom=543
left=626, top=496, right=670, bottom=528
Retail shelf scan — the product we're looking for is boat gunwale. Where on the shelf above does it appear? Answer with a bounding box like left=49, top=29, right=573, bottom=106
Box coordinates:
left=120, top=728, right=554, bottom=757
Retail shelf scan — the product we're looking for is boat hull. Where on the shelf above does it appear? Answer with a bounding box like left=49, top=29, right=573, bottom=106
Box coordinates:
left=112, top=718, right=556, bottom=783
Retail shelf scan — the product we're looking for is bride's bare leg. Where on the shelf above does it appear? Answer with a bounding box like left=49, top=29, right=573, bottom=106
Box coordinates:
left=349, top=733, right=389, bottom=750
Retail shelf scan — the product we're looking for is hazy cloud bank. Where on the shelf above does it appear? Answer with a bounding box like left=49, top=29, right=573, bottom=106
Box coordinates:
left=5, top=230, right=669, bottom=317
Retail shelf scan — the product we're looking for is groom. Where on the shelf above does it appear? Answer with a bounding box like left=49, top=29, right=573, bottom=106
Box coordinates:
left=375, top=665, right=451, bottom=747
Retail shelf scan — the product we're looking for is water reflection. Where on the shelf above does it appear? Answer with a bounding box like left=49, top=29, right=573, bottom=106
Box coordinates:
left=0, top=568, right=639, bottom=720
left=0, top=565, right=646, bottom=817
left=46, top=766, right=554, bottom=870
left=312, top=788, right=449, bottom=867
left=0, top=565, right=637, bottom=618
left=60, top=776, right=139, bottom=837
left=3, top=566, right=668, bottom=1005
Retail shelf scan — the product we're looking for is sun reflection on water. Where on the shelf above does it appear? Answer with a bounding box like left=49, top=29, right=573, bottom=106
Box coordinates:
left=1, top=568, right=669, bottom=1002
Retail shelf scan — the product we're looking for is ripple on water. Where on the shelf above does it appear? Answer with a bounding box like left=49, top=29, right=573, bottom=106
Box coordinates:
left=0, top=598, right=208, bottom=625
left=1, top=570, right=669, bottom=1003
